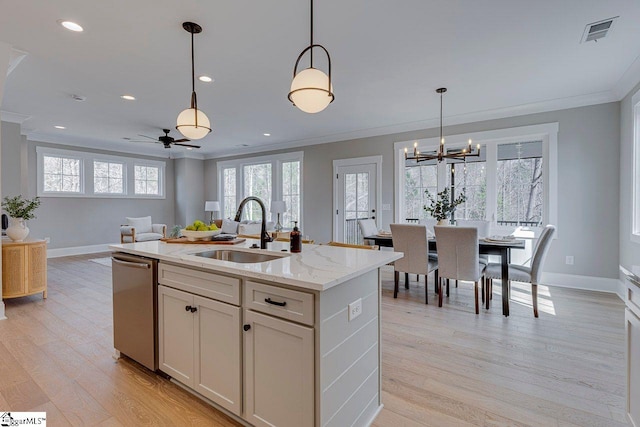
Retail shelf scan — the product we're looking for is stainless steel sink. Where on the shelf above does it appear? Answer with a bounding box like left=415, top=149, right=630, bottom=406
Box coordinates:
left=193, top=249, right=288, bottom=263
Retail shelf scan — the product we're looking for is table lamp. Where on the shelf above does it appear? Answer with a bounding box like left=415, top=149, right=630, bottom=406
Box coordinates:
left=205, top=201, right=221, bottom=225
left=270, top=201, right=287, bottom=232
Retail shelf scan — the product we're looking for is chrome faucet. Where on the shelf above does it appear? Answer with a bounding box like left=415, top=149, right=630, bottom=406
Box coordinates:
left=234, top=196, right=273, bottom=249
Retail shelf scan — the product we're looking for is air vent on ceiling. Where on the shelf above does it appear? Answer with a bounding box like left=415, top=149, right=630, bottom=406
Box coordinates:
left=581, top=17, right=618, bottom=43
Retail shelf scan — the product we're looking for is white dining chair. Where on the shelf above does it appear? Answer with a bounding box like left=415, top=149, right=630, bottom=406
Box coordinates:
left=456, top=219, right=491, bottom=265
left=485, top=224, right=556, bottom=317
left=358, top=219, right=378, bottom=245
left=390, top=224, right=438, bottom=304
left=434, top=225, right=486, bottom=314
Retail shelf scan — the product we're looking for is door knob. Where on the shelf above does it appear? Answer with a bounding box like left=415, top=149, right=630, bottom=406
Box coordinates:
left=243, top=324, right=251, bottom=331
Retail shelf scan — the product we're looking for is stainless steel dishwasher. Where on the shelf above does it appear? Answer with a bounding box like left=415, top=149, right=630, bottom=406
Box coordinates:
left=112, top=252, right=158, bottom=371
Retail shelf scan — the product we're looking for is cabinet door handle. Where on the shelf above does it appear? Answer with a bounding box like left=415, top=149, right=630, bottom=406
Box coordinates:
left=243, top=324, right=251, bottom=331
left=185, top=305, right=192, bottom=312
left=265, top=297, right=287, bottom=307
left=190, top=306, right=198, bottom=313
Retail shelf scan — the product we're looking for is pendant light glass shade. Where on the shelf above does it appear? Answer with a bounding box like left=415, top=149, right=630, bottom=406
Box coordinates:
left=288, top=0, right=334, bottom=113
left=289, top=67, right=334, bottom=113
left=176, top=107, right=211, bottom=140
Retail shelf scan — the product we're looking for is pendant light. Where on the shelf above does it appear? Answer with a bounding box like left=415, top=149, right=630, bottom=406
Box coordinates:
left=405, top=88, right=480, bottom=163
left=176, top=22, right=211, bottom=140
left=287, top=0, right=334, bottom=113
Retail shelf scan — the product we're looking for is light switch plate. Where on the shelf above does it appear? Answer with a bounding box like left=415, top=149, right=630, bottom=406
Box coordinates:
left=348, top=298, right=362, bottom=321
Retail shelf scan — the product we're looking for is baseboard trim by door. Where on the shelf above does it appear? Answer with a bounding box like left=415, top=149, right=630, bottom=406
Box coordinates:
left=47, top=243, right=114, bottom=258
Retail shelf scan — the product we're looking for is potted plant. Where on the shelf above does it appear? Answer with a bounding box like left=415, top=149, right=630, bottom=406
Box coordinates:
left=2, top=195, right=41, bottom=242
left=423, top=188, right=466, bottom=225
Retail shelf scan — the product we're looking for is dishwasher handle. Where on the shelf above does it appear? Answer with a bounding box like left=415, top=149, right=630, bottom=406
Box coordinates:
left=112, top=257, right=151, bottom=269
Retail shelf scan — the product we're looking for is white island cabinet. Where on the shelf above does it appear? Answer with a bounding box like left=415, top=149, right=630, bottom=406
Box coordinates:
left=623, top=265, right=640, bottom=427
left=110, top=239, right=401, bottom=427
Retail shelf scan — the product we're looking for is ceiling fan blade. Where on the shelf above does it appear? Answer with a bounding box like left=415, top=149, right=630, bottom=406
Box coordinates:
left=173, top=138, right=190, bottom=143
left=137, top=134, right=158, bottom=141
left=173, top=142, right=201, bottom=149
left=128, top=139, right=160, bottom=144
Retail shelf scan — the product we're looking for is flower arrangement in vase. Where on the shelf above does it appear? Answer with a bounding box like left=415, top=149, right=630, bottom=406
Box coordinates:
left=423, top=188, right=466, bottom=225
left=2, top=195, right=41, bottom=241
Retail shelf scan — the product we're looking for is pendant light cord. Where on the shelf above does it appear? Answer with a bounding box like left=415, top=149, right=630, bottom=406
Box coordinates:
left=439, top=90, right=443, bottom=155
left=310, top=0, right=314, bottom=68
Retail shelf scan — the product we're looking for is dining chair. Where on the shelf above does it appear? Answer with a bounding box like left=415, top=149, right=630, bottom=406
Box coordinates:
left=358, top=219, right=378, bottom=245
left=324, top=241, right=379, bottom=250
left=389, top=224, right=438, bottom=304
left=434, top=225, right=486, bottom=314
left=485, top=224, right=556, bottom=317
left=456, top=219, right=491, bottom=265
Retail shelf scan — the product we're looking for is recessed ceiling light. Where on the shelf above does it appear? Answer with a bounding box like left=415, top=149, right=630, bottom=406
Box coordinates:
left=121, top=95, right=136, bottom=101
left=59, top=20, right=83, bottom=32
left=198, top=75, right=213, bottom=83
left=263, top=133, right=271, bottom=137
left=54, top=125, right=66, bottom=129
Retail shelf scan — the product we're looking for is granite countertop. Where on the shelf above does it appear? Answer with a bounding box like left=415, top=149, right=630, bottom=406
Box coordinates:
left=109, top=239, right=402, bottom=292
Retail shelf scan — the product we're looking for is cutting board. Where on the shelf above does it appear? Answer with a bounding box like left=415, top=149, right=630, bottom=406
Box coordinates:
left=161, top=237, right=247, bottom=245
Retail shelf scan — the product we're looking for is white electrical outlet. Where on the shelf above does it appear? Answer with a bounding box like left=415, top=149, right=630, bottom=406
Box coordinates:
left=565, top=256, right=574, bottom=265
left=348, top=298, right=362, bottom=321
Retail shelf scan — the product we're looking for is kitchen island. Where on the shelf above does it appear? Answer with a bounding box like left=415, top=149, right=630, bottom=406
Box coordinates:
left=109, top=239, right=401, bottom=427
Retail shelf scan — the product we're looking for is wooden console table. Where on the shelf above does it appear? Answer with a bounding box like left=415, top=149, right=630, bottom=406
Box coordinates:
left=1, top=238, right=47, bottom=299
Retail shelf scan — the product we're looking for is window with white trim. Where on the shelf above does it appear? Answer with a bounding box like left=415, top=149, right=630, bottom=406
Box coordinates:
left=43, top=154, right=82, bottom=193
left=218, top=152, right=303, bottom=227
left=395, top=123, right=558, bottom=234
left=37, top=147, right=165, bottom=199
left=94, top=160, right=124, bottom=194
left=134, top=165, right=161, bottom=196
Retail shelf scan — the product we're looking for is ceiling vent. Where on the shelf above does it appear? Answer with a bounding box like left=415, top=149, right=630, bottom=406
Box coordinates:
left=581, top=17, right=618, bottom=43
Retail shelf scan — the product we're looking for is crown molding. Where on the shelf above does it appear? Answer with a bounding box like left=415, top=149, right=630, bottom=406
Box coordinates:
left=612, top=52, right=640, bottom=100
left=205, top=90, right=617, bottom=160
left=0, top=110, right=31, bottom=123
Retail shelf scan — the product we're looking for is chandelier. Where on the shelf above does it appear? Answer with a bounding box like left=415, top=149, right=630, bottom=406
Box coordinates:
left=405, top=88, right=480, bottom=163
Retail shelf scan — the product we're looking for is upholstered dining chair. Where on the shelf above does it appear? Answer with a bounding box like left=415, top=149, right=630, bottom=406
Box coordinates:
left=358, top=219, right=378, bottom=245
left=456, top=219, right=491, bottom=266
left=485, top=224, right=556, bottom=318
left=390, top=224, right=438, bottom=304
left=434, top=226, right=486, bottom=314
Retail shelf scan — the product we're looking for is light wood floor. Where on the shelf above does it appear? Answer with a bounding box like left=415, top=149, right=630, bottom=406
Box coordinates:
left=0, top=254, right=627, bottom=426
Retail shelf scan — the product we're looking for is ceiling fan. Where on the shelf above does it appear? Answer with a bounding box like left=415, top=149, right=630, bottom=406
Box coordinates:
left=132, top=129, right=201, bottom=149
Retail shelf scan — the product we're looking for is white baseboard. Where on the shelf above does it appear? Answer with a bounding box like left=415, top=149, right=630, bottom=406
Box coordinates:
left=542, top=272, right=625, bottom=300
left=0, top=301, right=6, bottom=320
left=47, top=243, right=115, bottom=258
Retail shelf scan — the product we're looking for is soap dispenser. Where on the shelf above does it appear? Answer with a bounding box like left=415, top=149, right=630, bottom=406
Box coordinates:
left=290, top=221, right=302, bottom=253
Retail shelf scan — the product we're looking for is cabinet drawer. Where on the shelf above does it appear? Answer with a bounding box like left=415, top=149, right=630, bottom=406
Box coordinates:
left=245, top=281, right=314, bottom=326
left=158, top=262, right=240, bottom=305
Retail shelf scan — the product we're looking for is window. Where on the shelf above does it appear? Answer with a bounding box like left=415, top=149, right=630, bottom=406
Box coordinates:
left=223, top=168, right=237, bottom=220
left=496, top=141, right=543, bottom=226
left=243, top=163, right=272, bottom=220
left=94, top=161, right=124, bottom=194
left=404, top=162, right=437, bottom=220
left=282, top=161, right=300, bottom=226
left=135, top=165, right=160, bottom=196
left=218, top=152, right=303, bottom=227
left=43, top=154, right=82, bottom=193
left=37, top=147, right=165, bottom=198
left=395, top=123, right=558, bottom=234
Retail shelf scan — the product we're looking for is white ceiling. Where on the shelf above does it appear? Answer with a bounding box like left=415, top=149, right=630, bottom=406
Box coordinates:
left=1, top=0, right=640, bottom=159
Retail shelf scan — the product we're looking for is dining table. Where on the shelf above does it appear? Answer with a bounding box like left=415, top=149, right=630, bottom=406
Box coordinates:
left=364, top=234, right=525, bottom=317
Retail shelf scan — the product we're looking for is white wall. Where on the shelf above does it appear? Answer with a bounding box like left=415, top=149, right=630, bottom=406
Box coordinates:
left=0, top=135, right=177, bottom=249
left=174, top=157, right=205, bottom=227
left=0, top=41, right=12, bottom=319
left=205, top=102, right=621, bottom=282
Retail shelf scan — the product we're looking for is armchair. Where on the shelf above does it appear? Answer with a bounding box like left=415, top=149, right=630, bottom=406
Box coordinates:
left=120, top=216, right=166, bottom=243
